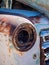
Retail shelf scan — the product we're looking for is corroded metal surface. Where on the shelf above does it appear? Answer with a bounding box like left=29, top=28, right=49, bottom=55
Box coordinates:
left=0, top=15, right=38, bottom=65
left=16, top=0, right=49, bottom=18
left=0, top=14, right=49, bottom=65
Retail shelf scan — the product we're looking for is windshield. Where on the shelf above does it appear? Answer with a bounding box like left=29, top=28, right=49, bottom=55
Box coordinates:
left=0, top=0, right=35, bottom=11
left=0, top=0, right=12, bottom=9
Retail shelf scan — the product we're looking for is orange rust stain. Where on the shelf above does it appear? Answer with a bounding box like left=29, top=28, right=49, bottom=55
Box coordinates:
left=0, top=18, right=8, bottom=22
left=0, top=17, right=11, bottom=35
left=8, top=48, right=12, bottom=57
left=15, top=49, right=24, bottom=56
left=19, top=52, right=24, bottom=56
left=4, top=24, right=11, bottom=35
left=8, top=48, right=11, bottom=53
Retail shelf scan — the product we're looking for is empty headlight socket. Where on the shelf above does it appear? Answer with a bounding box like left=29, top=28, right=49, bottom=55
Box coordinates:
left=12, top=23, right=37, bottom=52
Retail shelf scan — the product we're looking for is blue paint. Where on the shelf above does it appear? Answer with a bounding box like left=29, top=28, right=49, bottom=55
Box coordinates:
left=0, top=8, right=41, bottom=17
left=42, top=41, right=49, bottom=49
left=40, top=30, right=49, bottom=36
